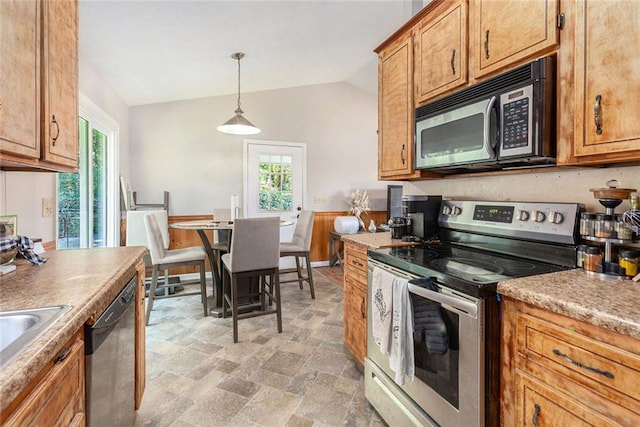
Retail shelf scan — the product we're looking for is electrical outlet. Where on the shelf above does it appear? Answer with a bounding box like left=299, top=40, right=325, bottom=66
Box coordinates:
left=42, top=197, right=54, bottom=218
left=313, top=196, right=326, bottom=204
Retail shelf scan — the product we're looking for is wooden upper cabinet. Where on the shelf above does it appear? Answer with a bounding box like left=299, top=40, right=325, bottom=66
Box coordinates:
left=0, top=0, right=78, bottom=172
left=0, top=0, right=40, bottom=160
left=415, top=0, right=468, bottom=105
left=561, top=0, right=640, bottom=164
left=41, top=0, right=78, bottom=169
left=469, top=0, right=559, bottom=79
left=377, top=31, right=416, bottom=179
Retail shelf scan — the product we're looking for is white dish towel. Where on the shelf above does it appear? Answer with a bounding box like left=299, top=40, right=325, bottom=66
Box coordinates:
left=371, top=267, right=394, bottom=354
left=388, top=276, right=414, bottom=385
left=370, top=266, right=415, bottom=386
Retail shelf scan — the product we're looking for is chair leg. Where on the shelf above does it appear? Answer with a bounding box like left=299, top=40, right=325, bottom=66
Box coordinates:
left=200, top=260, right=208, bottom=317
left=222, top=267, right=228, bottom=318
left=294, top=256, right=303, bottom=289
left=305, top=254, right=315, bottom=299
left=146, top=265, right=160, bottom=325
left=232, top=274, right=239, bottom=343
left=274, top=271, right=282, bottom=333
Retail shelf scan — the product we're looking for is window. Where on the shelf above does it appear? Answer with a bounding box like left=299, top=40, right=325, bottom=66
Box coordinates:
left=258, top=154, right=293, bottom=211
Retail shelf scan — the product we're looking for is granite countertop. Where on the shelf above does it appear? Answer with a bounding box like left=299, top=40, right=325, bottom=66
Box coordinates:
left=0, top=246, right=146, bottom=413
left=498, top=269, right=640, bottom=340
left=340, top=231, right=417, bottom=249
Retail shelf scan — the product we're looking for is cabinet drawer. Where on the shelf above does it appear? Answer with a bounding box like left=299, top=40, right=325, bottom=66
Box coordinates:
left=515, top=371, right=618, bottom=426
left=345, top=249, right=367, bottom=284
left=517, top=313, right=640, bottom=407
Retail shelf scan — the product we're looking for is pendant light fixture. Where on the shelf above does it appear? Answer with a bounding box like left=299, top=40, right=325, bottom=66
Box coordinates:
left=217, top=52, right=261, bottom=135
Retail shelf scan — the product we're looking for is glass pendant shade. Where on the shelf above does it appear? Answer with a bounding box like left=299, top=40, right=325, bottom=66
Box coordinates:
left=218, top=52, right=261, bottom=135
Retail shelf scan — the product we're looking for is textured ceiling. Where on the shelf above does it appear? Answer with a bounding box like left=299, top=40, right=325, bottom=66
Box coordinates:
left=79, top=0, right=420, bottom=106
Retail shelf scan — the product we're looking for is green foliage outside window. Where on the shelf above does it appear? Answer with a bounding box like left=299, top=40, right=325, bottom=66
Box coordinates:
left=258, top=159, right=293, bottom=211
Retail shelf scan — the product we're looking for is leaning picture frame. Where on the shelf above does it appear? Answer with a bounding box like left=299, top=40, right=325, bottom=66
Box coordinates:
left=0, top=215, right=18, bottom=238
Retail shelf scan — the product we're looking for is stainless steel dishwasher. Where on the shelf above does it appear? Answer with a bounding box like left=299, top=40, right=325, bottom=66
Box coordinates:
left=85, top=276, right=136, bottom=426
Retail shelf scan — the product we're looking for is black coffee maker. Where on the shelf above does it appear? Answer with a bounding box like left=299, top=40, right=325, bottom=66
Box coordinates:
left=401, top=195, right=442, bottom=241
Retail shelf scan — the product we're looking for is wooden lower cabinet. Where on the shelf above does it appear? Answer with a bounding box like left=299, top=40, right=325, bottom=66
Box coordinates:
left=502, top=297, right=640, bottom=426
left=135, top=260, right=146, bottom=409
left=343, top=242, right=369, bottom=364
left=3, top=330, right=84, bottom=427
left=344, top=276, right=367, bottom=364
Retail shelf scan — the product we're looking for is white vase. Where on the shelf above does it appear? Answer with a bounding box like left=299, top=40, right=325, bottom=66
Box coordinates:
left=334, top=216, right=360, bottom=234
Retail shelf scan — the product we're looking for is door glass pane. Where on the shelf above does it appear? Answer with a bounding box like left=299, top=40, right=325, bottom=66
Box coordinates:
left=258, top=155, right=293, bottom=211
left=92, top=129, right=107, bottom=247
left=57, top=118, right=87, bottom=249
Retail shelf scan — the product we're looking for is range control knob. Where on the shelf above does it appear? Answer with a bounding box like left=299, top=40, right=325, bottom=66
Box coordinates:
left=548, top=211, right=564, bottom=224
left=442, top=205, right=452, bottom=215
left=533, top=211, right=546, bottom=223
left=452, top=206, right=462, bottom=216
left=516, top=210, right=530, bottom=221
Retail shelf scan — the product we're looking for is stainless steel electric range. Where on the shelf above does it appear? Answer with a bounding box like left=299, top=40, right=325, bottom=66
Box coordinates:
left=365, top=200, right=583, bottom=427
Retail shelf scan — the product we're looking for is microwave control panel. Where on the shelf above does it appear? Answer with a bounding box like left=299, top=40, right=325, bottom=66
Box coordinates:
left=500, top=84, right=534, bottom=157
left=439, top=200, right=582, bottom=244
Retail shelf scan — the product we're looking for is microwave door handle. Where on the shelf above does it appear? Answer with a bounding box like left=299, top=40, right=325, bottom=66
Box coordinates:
left=483, top=95, right=498, bottom=157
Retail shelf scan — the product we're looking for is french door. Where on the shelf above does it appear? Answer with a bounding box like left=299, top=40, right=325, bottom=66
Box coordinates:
left=57, top=96, right=119, bottom=249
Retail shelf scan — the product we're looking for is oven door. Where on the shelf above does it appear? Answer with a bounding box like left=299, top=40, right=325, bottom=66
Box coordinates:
left=365, top=259, right=485, bottom=427
left=415, top=97, right=498, bottom=170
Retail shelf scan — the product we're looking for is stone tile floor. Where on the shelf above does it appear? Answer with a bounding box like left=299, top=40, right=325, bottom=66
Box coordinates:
left=135, top=269, right=386, bottom=426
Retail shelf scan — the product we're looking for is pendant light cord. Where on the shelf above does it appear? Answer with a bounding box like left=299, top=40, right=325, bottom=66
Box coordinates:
left=235, top=53, right=243, bottom=114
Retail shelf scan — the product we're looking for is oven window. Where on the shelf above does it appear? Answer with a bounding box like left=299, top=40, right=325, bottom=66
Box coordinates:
left=411, top=293, right=460, bottom=409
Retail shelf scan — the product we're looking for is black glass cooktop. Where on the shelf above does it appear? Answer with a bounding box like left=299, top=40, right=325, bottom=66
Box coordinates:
left=369, top=243, right=567, bottom=298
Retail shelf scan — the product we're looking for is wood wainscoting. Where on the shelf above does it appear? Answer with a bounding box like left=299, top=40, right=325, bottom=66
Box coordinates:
left=120, top=211, right=388, bottom=275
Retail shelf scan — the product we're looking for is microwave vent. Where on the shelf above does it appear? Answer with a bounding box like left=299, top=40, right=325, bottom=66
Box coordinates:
left=416, top=57, right=553, bottom=119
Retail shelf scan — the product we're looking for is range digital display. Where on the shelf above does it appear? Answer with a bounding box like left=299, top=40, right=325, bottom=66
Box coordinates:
left=473, top=205, right=514, bottom=223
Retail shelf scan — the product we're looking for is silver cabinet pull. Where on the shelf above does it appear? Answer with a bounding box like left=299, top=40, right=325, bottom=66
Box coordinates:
left=51, top=114, right=60, bottom=146
left=451, top=49, right=456, bottom=75
left=401, top=144, right=406, bottom=165
left=594, top=95, right=603, bottom=135
left=552, top=348, right=614, bottom=379
left=532, top=403, right=541, bottom=427
left=484, top=30, right=490, bottom=59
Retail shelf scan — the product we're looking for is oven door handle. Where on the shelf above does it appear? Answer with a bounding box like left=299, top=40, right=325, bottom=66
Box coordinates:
left=408, top=283, right=478, bottom=318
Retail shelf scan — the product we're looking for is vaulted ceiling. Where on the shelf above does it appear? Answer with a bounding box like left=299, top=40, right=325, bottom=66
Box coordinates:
left=79, top=0, right=421, bottom=106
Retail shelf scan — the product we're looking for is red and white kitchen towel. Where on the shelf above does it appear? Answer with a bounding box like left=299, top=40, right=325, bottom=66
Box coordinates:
left=371, top=266, right=414, bottom=385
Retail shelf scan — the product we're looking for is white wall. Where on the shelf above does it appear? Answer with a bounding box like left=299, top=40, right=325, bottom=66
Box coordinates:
left=404, top=165, right=640, bottom=213
left=129, top=82, right=393, bottom=215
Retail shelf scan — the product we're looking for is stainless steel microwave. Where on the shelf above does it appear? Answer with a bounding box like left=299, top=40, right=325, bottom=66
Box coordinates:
left=415, top=56, right=556, bottom=173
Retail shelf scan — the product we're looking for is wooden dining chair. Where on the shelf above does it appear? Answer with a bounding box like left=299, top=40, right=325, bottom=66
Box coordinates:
left=279, top=210, right=315, bottom=299
left=143, top=213, right=208, bottom=325
left=221, top=217, right=282, bottom=343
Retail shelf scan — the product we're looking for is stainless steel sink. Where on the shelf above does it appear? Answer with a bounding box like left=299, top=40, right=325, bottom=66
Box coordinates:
left=0, top=305, right=72, bottom=367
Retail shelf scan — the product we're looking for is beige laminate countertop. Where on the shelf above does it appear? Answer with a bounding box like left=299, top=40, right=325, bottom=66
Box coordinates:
left=340, top=231, right=417, bottom=249
left=498, top=269, right=640, bottom=340
left=0, top=246, right=146, bottom=413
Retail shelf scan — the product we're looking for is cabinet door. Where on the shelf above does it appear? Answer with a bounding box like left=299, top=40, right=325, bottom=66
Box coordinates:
left=378, top=32, right=415, bottom=179
left=470, top=0, right=559, bottom=78
left=0, top=0, right=40, bottom=160
left=343, top=276, right=367, bottom=364
left=572, top=0, right=640, bottom=161
left=41, top=0, right=78, bottom=170
left=516, top=372, right=618, bottom=427
left=415, top=0, right=468, bottom=105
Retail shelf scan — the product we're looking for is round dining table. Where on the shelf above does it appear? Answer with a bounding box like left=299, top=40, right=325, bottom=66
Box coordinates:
left=170, top=219, right=294, bottom=317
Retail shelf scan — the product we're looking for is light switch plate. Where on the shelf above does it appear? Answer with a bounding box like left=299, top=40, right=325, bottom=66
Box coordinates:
left=42, top=197, right=54, bottom=218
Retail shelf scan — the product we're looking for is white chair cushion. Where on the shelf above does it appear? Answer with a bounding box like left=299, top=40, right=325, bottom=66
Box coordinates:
left=279, top=242, right=305, bottom=253
left=157, top=246, right=206, bottom=264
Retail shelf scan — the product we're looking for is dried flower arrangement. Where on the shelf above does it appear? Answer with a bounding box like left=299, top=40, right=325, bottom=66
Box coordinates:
left=347, top=189, right=370, bottom=230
